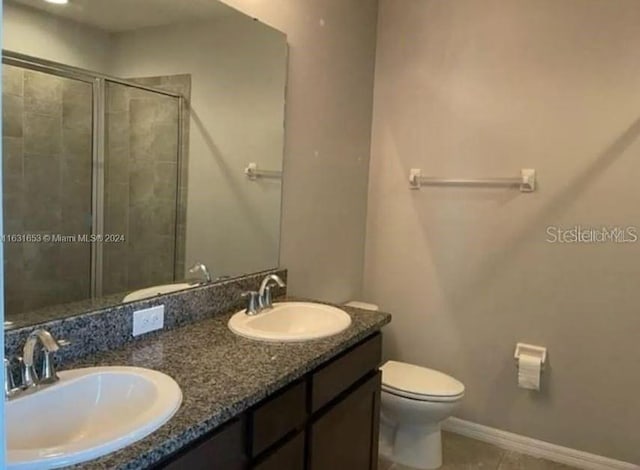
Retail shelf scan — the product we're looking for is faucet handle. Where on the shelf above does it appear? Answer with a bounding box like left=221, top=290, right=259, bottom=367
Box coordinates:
left=241, top=291, right=260, bottom=315
left=4, top=358, right=19, bottom=399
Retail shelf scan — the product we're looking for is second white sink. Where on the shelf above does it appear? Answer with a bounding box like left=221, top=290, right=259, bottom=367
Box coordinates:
left=122, top=283, right=193, bottom=303
left=6, top=366, right=182, bottom=469
left=228, top=302, right=352, bottom=342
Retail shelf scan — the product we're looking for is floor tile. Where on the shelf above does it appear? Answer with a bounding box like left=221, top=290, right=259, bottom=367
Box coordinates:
left=497, top=451, right=577, bottom=470
left=440, top=432, right=505, bottom=469
left=379, top=432, right=579, bottom=470
left=378, top=454, right=395, bottom=470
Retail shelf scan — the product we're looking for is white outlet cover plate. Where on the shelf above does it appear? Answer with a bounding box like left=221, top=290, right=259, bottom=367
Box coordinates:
left=132, top=305, right=165, bottom=337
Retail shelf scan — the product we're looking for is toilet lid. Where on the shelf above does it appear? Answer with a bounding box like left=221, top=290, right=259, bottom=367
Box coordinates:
left=381, top=361, right=465, bottom=400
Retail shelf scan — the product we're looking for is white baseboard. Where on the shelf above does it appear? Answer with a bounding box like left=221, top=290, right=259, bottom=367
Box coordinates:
left=443, top=417, right=638, bottom=470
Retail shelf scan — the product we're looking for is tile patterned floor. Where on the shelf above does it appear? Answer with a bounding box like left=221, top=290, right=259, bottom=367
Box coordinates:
left=379, top=432, right=578, bottom=470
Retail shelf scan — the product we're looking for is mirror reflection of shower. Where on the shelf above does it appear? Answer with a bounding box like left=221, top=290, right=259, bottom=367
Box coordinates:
left=1, top=53, right=188, bottom=317
left=2, top=0, right=287, bottom=326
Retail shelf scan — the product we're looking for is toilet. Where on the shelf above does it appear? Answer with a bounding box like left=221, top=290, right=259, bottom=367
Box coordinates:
left=380, top=360, right=464, bottom=469
left=345, top=302, right=465, bottom=470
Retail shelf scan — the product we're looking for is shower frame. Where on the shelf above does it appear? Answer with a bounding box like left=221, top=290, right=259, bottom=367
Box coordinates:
left=2, top=50, right=186, bottom=299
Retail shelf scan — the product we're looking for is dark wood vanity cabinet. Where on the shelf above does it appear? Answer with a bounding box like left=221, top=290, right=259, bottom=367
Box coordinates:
left=161, top=418, right=248, bottom=470
left=250, top=380, right=307, bottom=458
left=253, top=432, right=305, bottom=470
left=308, top=372, right=381, bottom=470
left=157, top=333, right=383, bottom=470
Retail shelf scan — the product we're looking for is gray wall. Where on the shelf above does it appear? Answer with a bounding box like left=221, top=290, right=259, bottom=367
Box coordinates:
left=365, top=0, right=640, bottom=464
left=222, top=0, right=379, bottom=301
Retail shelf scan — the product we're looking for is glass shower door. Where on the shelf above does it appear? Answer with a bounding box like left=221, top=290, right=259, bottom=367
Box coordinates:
left=2, top=64, right=94, bottom=317
left=102, top=81, right=181, bottom=296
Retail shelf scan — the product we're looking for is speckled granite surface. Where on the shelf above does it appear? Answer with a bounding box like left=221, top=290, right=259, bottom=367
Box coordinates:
left=5, top=269, right=287, bottom=365
left=61, top=303, right=391, bottom=469
left=5, top=291, right=129, bottom=331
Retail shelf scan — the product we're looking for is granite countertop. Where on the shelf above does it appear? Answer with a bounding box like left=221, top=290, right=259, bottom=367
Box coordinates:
left=66, top=302, right=391, bottom=469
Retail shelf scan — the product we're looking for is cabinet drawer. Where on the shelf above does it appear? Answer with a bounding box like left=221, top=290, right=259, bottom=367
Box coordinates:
left=253, top=432, right=305, bottom=470
left=250, top=380, right=306, bottom=457
left=160, top=418, right=247, bottom=470
left=311, top=333, right=382, bottom=412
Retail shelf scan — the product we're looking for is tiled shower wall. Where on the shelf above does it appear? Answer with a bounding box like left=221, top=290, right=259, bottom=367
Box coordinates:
left=2, top=64, right=92, bottom=316
left=103, top=76, right=189, bottom=295
left=2, top=64, right=190, bottom=315
left=129, top=75, right=191, bottom=281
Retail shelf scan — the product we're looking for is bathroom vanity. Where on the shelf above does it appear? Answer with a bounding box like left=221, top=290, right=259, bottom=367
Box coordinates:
left=1, top=0, right=391, bottom=468
left=4, top=271, right=391, bottom=469
left=160, top=333, right=382, bottom=470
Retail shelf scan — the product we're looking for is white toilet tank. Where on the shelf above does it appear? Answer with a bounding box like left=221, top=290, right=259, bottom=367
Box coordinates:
left=344, top=301, right=379, bottom=311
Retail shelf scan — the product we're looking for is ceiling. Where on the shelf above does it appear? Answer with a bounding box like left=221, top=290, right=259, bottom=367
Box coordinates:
left=8, top=0, right=237, bottom=32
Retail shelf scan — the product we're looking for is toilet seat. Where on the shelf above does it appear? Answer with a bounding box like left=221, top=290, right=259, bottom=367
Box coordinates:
left=382, top=384, right=464, bottom=403
left=381, top=361, right=465, bottom=403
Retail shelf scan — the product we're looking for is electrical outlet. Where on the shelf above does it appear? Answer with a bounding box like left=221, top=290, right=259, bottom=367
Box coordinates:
left=132, top=305, right=165, bottom=337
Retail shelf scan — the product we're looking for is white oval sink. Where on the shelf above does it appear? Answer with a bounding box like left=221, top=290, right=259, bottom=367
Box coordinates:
left=123, top=283, right=193, bottom=303
left=6, top=366, right=182, bottom=469
left=228, top=302, right=352, bottom=342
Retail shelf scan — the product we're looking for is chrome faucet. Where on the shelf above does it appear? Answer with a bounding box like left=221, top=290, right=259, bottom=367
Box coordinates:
left=188, top=262, right=212, bottom=284
left=5, top=328, right=61, bottom=399
left=258, top=274, right=286, bottom=310
left=241, top=274, right=286, bottom=316
left=23, top=329, right=61, bottom=387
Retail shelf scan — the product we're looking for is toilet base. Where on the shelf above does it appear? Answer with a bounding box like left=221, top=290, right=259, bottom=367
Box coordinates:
left=379, top=417, right=395, bottom=460
left=390, top=422, right=443, bottom=470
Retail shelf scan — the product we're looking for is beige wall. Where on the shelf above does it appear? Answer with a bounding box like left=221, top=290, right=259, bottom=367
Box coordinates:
left=3, top=2, right=112, bottom=73
left=110, top=14, right=287, bottom=280
left=221, top=0, right=379, bottom=301
left=365, top=0, right=640, bottom=464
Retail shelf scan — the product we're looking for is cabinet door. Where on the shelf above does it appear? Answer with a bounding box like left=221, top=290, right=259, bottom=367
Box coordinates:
left=160, top=418, right=248, bottom=470
left=253, top=432, right=305, bottom=470
left=250, top=381, right=307, bottom=457
left=312, top=334, right=381, bottom=412
left=308, top=372, right=381, bottom=470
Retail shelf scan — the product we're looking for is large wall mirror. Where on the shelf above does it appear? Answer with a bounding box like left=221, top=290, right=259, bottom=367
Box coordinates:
left=2, top=0, right=287, bottom=328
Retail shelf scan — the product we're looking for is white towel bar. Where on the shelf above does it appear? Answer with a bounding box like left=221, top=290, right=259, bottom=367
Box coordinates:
left=409, top=168, right=536, bottom=192
left=244, top=163, right=283, bottom=180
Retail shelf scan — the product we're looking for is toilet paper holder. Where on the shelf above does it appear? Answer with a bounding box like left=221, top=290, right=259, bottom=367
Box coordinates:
left=514, top=343, right=547, bottom=369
